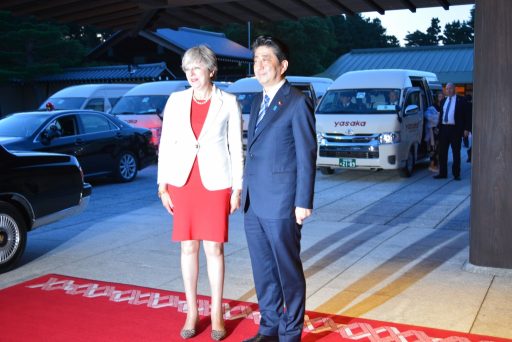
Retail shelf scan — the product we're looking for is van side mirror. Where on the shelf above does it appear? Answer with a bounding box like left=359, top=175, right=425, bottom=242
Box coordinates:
left=404, top=104, right=419, bottom=115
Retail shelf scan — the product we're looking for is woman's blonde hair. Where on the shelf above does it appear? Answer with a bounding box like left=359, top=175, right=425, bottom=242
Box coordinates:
left=182, top=45, right=218, bottom=80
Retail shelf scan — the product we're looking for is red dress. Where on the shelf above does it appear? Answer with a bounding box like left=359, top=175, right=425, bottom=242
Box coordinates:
left=167, top=99, right=231, bottom=242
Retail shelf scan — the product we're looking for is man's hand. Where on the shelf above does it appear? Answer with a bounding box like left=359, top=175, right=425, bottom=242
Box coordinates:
left=295, top=207, right=312, bottom=225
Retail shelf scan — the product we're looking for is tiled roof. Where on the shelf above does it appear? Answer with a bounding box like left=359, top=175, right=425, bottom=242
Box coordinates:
left=38, top=62, right=173, bottom=82
left=149, top=27, right=252, bottom=62
left=320, top=44, right=474, bottom=84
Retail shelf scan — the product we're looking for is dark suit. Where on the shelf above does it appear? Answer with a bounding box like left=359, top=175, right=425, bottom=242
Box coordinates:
left=242, top=81, right=316, bottom=341
left=437, top=95, right=470, bottom=178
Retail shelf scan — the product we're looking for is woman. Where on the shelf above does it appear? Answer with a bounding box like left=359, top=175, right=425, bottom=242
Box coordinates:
left=157, top=45, right=243, bottom=340
left=428, top=91, right=445, bottom=172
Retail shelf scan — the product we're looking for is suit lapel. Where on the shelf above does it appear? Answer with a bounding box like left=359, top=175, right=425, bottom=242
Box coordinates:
left=198, top=85, right=222, bottom=140
left=247, top=93, right=262, bottom=148
left=249, top=82, right=291, bottom=149
left=181, top=88, right=196, bottom=141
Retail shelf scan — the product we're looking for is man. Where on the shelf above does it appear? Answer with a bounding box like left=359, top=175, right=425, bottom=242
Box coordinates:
left=434, top=83, right=470, bottom=180
left=340, top=94, right=357, bottom=111
left=241, top=36, right=317, bottom=342
left=388, top=90, right=400, bottom=105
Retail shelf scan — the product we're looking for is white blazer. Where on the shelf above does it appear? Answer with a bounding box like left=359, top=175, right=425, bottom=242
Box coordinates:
left=157, top=85, right=244, bottom=191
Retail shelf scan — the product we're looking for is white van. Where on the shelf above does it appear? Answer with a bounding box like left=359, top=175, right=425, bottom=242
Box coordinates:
left=39, top=84, right=137, bottom=113
left=226, top=76, right=333, bottom=149
left=111, top=80, right=190, bottom=146
left=316, top=69, right=438, bottom=177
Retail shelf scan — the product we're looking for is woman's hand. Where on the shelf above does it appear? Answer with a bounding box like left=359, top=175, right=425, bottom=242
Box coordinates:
left=230, top=190, right=241, bottom=214
left=158, top=187, right=174, bottom=215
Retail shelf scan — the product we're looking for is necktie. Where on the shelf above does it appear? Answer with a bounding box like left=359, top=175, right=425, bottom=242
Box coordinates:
left=443, top=96, right=452, bottom=123
left=255, top=94, right=270, bottom=131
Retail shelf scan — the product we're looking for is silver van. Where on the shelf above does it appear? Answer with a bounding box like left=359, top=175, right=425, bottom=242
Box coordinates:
left=39, top=84, right=137, bottom=113
left=111, top=80, right=190, bottom=146
left=226, top=76, right=333, bottom=149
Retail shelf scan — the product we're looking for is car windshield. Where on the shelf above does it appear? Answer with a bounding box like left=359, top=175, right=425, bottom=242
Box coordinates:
left=111, top=95, right=169, bottom=115
left=0, top=114, right=50, bottom=137
left=38, top=97, right=86, bottom=110
left=316, top=89, right=401, bottom=114
left=234, top=93, right=259, bottom=114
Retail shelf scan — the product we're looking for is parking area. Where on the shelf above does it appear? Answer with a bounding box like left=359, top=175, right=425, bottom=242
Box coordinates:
left=1, top=153, right=511, bottom=338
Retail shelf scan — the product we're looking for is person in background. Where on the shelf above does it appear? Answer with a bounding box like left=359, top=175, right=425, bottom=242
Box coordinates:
left=434, top=83, right=470, bottom=180
left=241, top=35, right=317, bottom=342
left=388, top=90, right=400, bottom=105
left=340, top=93, right=357, bottom=111
left=428, top=92, right=445, bottom=172
left=157, top=45, right=244, bottom=341
left=464, top=94, right=473, bottom=163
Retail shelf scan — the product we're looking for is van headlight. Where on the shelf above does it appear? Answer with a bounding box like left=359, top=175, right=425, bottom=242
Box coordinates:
left=379, top=132, right=400, bottom=144
left=317, top=132, right=327, bottom=145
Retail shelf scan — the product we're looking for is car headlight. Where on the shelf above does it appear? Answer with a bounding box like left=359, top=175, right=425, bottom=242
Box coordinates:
left=379, top=132, right=401, bottom=144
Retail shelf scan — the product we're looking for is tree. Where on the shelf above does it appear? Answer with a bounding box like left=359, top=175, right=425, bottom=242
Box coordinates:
left=441, top=6, right=474, bottom=44
left=442, top=20, right=473, bottom=44
left=0, top=11, right=86, bottom=82
left=405, top=17, right=441, bottom=46
left=214, top=14, right=399, bottom=75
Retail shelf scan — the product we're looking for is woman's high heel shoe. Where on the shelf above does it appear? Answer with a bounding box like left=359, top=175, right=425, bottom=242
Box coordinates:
left=211, top=329, right=226, bottom=341
left=180, top=317, right=199, bottom=339
left=180, top=328, right=197, bottom=339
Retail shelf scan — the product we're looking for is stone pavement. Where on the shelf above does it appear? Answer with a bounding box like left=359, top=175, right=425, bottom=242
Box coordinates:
left=1, top=153, right=511, bottom=339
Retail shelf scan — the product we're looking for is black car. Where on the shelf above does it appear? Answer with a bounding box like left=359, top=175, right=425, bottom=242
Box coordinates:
left=0, top=110, right=157, bottom=182
left=0, top=145, right=92, bottom=273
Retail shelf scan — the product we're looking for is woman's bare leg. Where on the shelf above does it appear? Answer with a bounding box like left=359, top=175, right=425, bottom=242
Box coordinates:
left=203, top=240, right=225, bottom=332
left=181, top=240, right=200, bottom=330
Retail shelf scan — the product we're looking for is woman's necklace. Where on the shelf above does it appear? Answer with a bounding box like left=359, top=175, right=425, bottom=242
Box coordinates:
left=193, top=90, right=212, bottom=105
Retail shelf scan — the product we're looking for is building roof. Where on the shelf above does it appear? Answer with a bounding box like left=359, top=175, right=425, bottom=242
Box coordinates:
left=37, top=62, right=174, bottom=83
left=148, top=27, right=252, bottom=62
left=0, top=1, right=474, bottom=32
left=319, top=44, right=474, bottom=84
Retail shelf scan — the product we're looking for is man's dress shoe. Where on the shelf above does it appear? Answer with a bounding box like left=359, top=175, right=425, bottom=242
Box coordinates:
left=242, top=333, right=279, bottom=342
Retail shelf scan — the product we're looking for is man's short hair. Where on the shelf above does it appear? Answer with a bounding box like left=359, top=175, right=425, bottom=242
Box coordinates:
left=252, top=35, right=289, bottom=63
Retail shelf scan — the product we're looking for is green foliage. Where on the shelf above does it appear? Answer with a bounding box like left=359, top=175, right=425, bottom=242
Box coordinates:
left=405, top=7, right=474, bottom=46
left=210, top=14, right=399, bottom=76
left=405, top=18, right=442, bottom=46
left=0, top=11, right=86, bottom=82
left=442, top=20, right=473, bottom=44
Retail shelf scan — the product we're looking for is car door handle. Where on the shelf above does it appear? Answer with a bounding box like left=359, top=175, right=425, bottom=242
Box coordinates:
left=74, top=138, right=84, bottom=145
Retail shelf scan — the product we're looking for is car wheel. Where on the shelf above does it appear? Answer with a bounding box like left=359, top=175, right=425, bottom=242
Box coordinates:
left=399, top=148, right=415, bottom=178
left=115, top=151, right=138, bottom=182
left=319, top=166, right=335, bottom=175
left=0, top=202, right=27, bottom=273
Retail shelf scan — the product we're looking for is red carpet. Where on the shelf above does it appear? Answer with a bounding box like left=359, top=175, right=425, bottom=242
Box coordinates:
left=0, top=274, right=509, bottom=342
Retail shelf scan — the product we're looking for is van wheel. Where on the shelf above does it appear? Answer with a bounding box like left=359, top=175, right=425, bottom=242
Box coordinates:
left=115, top=151, right=138, bottom=182
left=399, top=148, right=415, bottom=178
left=0, top=202, right=27, bottom=273
left=320, top=167, right=334, bottom=175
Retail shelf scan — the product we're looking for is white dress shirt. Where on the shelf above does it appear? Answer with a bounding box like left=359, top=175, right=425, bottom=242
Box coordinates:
left=443, top=95, right=457, bottom=125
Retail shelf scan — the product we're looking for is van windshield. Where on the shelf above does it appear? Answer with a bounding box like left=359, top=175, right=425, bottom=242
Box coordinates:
left=234, top=93, right=258, bottom=114
left=111, top=95, right=169, bottom=116
left=38, top=97, right=86, bottom=110
left=316, top=89, right=401, bottom=114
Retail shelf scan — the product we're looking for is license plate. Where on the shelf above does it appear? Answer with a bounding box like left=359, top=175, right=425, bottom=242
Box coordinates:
left=339, top=158, right=356, bottom=168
